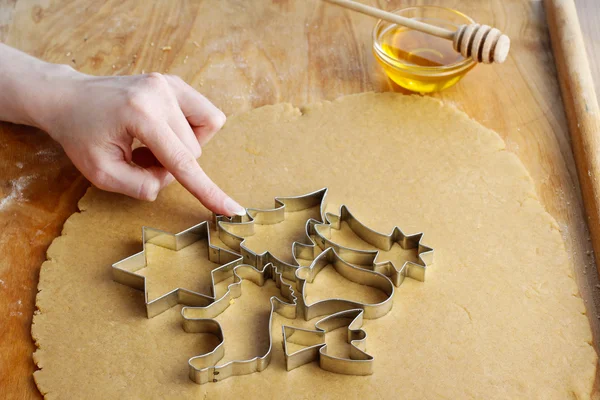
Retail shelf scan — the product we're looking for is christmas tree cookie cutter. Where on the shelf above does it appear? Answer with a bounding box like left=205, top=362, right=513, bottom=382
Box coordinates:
left=111, top=221, right=243, bottom=318
left=216, top=188, right=328, bottom=281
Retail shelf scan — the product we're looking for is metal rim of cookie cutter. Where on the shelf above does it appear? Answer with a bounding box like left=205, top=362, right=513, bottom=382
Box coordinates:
left=215, top=187, right=328, bottom=281
left=111, top=221, right=243, bottom=318
left=295, top=205, right=434, bottom=287
left=281, top=247, right=394, bottom=376
left=181, top=262, right=297, bottom=384
left=111, top=188, right=434, bottom=384
left=181, top=247, right=394, bottom=383
left=282, top=308, right=372, bottom=375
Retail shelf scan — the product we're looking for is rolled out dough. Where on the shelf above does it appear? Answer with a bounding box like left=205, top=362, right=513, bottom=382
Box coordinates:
left=33, top=93, right=597, bottom=399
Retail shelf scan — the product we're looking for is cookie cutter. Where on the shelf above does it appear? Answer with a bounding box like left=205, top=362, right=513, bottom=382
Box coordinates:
left=282, top=309, right=372, bottom=375
left=295, top=247, right=394, bottom=320
left=282, top=247, right=395, bottom=375
left=295, top=205, right=434, bottom=286
left=111, top=221, right=243, bottom=318
left=181, top=262, right=296, bottom=384
left=216, top=188, right=327, bottom=281
left=181, top=247, right=394, bottom=384
left=112, top=189, right=433, bottom=384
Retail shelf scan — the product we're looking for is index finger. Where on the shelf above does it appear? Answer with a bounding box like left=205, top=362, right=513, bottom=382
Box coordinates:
left=137, top=121, right=245, bottom=216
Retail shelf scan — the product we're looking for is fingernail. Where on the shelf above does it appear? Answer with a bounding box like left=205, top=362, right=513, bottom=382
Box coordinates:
left=224, top=198, right=246, bottom=216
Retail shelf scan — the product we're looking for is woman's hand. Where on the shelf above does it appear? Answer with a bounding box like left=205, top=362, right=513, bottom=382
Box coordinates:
left=0, top=44, right=245, bottom=216
left=46, top=71, right=244, bottom=216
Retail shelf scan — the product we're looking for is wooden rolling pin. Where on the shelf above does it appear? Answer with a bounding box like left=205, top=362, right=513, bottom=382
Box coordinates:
left=323, top=0, right=510, bottom=64
left=544, top=0, right=600, bottom=276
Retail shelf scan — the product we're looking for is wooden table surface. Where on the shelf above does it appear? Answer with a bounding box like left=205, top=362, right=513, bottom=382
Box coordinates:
left=1, top=0, right=599, bottom=398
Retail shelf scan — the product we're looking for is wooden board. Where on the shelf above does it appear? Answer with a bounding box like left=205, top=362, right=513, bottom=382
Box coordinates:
left=578, top=0, right=600, bottom=99
left=0, top=0, right=598, bottom=398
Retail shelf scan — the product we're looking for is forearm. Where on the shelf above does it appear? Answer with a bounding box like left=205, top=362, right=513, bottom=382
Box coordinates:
left=0, top=43, right=82, bottom=131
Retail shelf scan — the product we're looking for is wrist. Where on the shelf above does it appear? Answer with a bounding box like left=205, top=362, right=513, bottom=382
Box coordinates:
left=25, top=63, right=86, bottom=135
left=0, top=44, right=86, bottom=133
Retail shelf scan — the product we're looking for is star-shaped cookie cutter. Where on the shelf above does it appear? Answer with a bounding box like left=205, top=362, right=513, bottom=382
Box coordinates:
left=111, top=221, right=243, bottom=318
left=296, top=205, right=434, bottom=287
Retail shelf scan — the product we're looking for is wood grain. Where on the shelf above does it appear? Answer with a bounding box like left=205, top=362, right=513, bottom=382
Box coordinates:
left=0, top=0, right=598, bottom=398
left=576, top=0, right=600, bottom=101
left=545, top=0, right=600, bottom=352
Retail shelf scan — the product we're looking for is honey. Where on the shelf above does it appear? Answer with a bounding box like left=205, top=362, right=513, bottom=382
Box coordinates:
left=381, top=27, right=463, bottom=68
left=372, top=7, right=477, bottom=93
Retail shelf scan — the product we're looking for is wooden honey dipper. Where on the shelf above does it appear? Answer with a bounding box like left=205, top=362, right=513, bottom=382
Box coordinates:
left=324, top=0, right=510, bottom=64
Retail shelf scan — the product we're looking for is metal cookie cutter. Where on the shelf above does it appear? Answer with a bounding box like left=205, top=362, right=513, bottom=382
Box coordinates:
left=216, top=188, right=328, bottom=281
left=282, top=309, right=372, bottom=375
left=111, top=189, right=433, bottom=384
left=181, top=247, right=393, bottom=384
left=281, top=247, right=395, bottom=375
left=296, top=205, right=434, bottom=287
left=112, top=221, right=243, bottom=318
left=181, top=262, right=297, bottom=384
left=294, top=247, right=394, bottom=321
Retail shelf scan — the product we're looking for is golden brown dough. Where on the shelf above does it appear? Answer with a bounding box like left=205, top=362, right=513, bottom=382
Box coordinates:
left=32, top=93, right=597, bottom=399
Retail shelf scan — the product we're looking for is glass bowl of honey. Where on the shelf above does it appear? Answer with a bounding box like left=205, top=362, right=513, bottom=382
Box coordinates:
left=372, top=6, right=476, bottom=93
